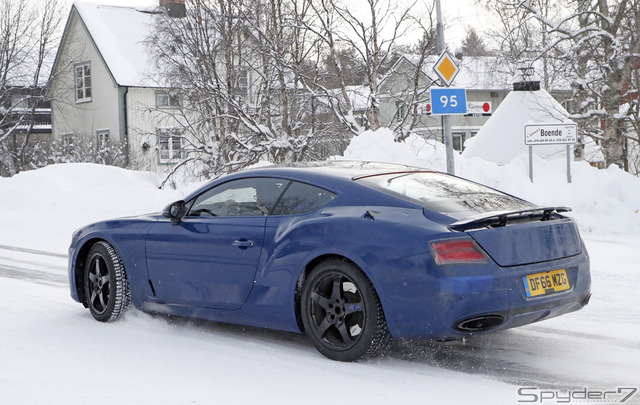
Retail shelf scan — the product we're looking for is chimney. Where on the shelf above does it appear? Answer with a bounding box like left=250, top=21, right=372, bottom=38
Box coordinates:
left=160, top=0, right=186, bottom=18
left=513, top=65, right=540, bottom=91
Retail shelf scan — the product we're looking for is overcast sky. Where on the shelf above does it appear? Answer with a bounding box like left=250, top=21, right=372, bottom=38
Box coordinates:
left=54, top=0, right=488, bottom=48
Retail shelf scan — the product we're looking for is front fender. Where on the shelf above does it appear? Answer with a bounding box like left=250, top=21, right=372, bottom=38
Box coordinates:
left=68, top=217, right=158, bottom=307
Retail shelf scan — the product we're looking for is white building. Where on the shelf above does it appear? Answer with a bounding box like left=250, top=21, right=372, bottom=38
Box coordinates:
left=49, top=1, right=190, bottom=174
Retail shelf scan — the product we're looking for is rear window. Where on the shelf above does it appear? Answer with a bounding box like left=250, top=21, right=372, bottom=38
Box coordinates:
left=356, top=172, right=535, bottom=219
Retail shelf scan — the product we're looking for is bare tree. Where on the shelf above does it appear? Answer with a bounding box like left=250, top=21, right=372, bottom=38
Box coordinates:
left=0, top=0, right=64, bottom=177
left=328, top=0, right=417, bottom=131
left=304, top=0, right=364, bottom=135
left=392, top=24, right=439, bottom=141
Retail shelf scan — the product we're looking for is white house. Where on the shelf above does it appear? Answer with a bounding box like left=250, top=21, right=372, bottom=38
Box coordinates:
left=49, top=1, right=189, bottom=174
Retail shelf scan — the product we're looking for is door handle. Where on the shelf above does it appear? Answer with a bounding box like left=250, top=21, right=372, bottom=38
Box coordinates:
left=233, top=238, right=255, bottom=248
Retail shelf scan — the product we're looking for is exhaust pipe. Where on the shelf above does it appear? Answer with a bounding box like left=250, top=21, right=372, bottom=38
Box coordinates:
left=456, top=314, right=504, bottom=332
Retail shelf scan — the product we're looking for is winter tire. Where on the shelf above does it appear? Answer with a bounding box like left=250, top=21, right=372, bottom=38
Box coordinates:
left=300, top=259, right=391, bottom=362
left=84, top=241, right=131, bottom=322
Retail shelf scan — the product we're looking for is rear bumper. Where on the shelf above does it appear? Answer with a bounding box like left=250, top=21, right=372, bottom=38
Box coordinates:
left=453, top=291, right=590, bottom=334
left=372, top=247, right=591, bottom=340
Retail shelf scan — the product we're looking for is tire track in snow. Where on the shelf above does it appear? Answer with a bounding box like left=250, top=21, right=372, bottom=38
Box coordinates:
left=0, top=244, right=67, bottom=286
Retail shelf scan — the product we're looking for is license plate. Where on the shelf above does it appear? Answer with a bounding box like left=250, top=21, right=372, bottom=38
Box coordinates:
left=523, top=269, right=570, bottom=297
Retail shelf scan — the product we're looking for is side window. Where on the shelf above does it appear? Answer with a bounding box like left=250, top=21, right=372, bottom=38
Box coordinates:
left=272, top=181, right=336, bottom=216
left=75, top=62, right=92, bottom=103
left=188, top=178, right=288, bottom=217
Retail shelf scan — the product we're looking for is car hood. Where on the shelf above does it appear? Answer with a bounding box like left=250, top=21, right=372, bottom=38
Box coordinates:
left=71, top=213, right=164, bottom=241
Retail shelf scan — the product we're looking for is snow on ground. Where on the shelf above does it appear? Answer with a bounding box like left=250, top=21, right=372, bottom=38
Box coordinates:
left=1, top=129, right=640, bottom=404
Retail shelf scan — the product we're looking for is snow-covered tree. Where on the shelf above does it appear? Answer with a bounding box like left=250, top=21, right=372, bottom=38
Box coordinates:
left=147, top=0, right=352, bottom=179
left=491, top=0, right=640, bottom=172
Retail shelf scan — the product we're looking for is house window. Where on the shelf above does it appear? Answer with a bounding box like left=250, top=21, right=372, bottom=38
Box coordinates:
left=156, top=91, right=180, bottom=108
left=75, top=62, right=92, bottom=103
left=157, top=128, right=184, bottom=163
left=61, top=132, right=74, bottom=152
left=61, top=132, right=74, bottom=145
left=96, top=129, right=110, bottom=149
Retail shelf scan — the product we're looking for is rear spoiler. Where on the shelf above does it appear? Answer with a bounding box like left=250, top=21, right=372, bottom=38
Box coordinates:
left=448, top=207, right=572, bottom=232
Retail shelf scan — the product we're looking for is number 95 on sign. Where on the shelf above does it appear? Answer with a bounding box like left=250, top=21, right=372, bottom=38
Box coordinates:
left=429, top=88, right=468, bottom=115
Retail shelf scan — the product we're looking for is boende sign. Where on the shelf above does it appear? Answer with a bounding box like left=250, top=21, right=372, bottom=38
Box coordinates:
left=525, top=123, right=577, bottom=145
left=524, top=123, right=578, bottom=183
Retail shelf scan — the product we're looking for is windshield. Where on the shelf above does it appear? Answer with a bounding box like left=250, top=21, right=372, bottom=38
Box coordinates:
left=356, top=172, right=535, bottom=219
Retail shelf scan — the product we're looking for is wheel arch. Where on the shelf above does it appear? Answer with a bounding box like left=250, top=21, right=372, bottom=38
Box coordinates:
left=294, top=254, right=370, bottom=333
left=72, top=238, right=114, bottom=307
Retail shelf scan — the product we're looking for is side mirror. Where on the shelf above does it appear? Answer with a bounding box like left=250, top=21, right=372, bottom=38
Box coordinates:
left=163, top=200, right=187, bottom=225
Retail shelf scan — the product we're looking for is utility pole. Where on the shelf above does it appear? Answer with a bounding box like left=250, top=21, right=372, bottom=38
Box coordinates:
left=435, top=0, right=455, bottom=175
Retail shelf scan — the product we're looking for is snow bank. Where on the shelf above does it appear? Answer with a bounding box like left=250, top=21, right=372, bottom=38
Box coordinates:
left=341, top=128, right=452, bottom=170
left=342, top=129, right=640, bottom=235
left=0, top=163, right=182, bottom=253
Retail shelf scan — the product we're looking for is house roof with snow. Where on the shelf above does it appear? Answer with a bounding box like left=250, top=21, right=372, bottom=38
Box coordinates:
left=381, top=54, right=514, bottom=91
left=383, top=54, right=572, bottom=91
left=52, top=1, right=163, bottom=88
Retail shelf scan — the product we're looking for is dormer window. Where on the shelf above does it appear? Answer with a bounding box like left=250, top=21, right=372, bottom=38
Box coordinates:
left=75, top=62, right=92, bottom=103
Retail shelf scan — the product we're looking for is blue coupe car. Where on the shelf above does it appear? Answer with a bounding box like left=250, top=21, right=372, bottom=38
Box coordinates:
left=69, top=161, right=591, bottom=361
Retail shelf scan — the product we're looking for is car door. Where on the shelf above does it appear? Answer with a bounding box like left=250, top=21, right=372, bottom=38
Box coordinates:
left=145, top=177, right=288, bottom=310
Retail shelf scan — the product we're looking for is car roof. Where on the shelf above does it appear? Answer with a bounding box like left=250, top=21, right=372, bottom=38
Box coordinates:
left=246, top=160, right=435, bottom=180
left=182, top=161, right=439, bottom=211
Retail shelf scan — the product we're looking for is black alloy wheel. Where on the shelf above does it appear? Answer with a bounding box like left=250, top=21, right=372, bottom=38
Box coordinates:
left=84, top=241, right=131, bottom=322
left=300, top=259, right=391, bottom=361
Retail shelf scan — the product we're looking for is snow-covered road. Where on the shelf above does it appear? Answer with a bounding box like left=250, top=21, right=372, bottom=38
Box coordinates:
left=1, top=235, right=638, bottom=405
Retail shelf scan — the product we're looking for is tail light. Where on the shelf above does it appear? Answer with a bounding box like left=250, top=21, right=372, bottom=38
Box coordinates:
left=431, top=238, right=489, bottom=265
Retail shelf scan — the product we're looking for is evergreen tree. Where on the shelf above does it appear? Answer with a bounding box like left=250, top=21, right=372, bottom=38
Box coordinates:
left=461, top=28, right=491, bottom=57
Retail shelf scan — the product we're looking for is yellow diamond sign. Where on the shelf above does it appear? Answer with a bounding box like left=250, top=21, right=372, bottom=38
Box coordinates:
left=433, top=51, right=460, bottom=86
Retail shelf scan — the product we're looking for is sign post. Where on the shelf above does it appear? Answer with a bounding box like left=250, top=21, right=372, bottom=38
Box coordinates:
left=524, top=123, right=578, bottom=183
left=434, top=0, right=456, bottom=175
left=431, top=48, right=463, bottom=175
